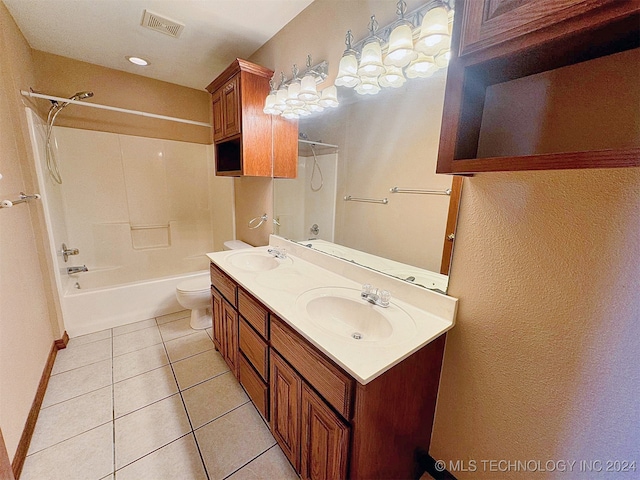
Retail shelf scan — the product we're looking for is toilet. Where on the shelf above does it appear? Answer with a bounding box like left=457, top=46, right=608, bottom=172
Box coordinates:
left=176, top=240, right=252, bottom=330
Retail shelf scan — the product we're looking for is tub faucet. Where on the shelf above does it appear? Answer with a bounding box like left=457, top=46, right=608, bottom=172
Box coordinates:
left=67, top=265, right=88, bottom=275
left=361, top=284, right=391, bottom=308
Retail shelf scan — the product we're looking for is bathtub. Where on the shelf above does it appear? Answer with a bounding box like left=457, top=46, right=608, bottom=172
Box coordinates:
left=62, top=270, right=208, bottom=337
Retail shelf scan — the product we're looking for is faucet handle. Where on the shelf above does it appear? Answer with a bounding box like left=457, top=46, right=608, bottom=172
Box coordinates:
left=362, top=284, right=374, bottom=295
left=378, top=290, right=391, bottom=307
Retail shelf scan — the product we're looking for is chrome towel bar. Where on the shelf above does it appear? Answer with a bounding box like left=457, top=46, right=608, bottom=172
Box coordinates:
left=343, top=195, right=389, bottom=204
left=1, top=192, right=41, bottom=209
left=390, top=187, right=452, bottom=195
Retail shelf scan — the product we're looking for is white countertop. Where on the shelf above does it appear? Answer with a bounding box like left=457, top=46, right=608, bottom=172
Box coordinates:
left=207, top=240, right=457, bottom=385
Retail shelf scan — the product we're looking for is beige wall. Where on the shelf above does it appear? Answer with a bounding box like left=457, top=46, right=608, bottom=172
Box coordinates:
left=0, top=1, right=61, bottom=462
left=431, top=51, right=640, bottom=476
left=31, top=51, right=212, bottom=145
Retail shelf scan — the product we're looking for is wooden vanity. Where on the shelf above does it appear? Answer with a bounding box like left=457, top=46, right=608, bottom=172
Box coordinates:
left=210, top=261, right=447, bottom=479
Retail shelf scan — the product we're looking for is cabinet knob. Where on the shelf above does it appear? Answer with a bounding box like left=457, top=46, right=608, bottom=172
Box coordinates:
left=447, top=233, right=455, bottom=241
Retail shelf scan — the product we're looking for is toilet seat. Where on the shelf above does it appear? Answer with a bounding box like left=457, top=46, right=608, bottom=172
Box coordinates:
left=176, top=276, right=210, bottom=294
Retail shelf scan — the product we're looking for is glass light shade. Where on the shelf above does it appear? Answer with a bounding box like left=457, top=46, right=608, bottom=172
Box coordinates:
left=282, top=108, right=299, bottom=120
left=384, top=23, right=417, bottom=68
left=298, top=74, right=320, bottom=102
left=274, top=88, right=288, bottom=112
left=405, top=54, right=438, bottom=78
left=379, top=65, right=406, bottom=88
left=358, top=39, right=385, bottom=77
left=286, top=81, right=304, bottom=107
left=263, top=93, right=278, bottom=114
left=415, top=31, right=451, bottom=56
left=415, top=7, right=450, bottom=55
left=318, top=86, right=339, bottom=107
left=306, top=102, right=325, bottom=113
left=335, top=53, right=360, bottom=88
left=434, top=48, right=452, bottom=68
left=355, top=76, right=380, bottom=95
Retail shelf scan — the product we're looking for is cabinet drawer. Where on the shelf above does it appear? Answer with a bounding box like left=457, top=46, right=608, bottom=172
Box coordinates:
left=239, top=318, right=269, bottom=381
left=238, top=288, right=269, bottom=338
left=270, top=316, right=354, bottom=420
left=210, top=263, right=237, bottom=306
left=239, top=354, right=269, bottom=420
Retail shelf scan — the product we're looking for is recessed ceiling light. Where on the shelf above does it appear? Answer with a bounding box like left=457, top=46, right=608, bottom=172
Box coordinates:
left=126, top=56, right=149, bottom=66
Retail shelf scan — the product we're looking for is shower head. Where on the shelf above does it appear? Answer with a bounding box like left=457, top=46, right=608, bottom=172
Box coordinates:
left=70, top=91, right=93, bottom=101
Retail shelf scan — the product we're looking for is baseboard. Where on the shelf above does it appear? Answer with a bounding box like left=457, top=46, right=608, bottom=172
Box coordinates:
left=416, top=450, right=458, bottom=480
left=11, top=333, right=66, bottom=479
left=53, top=331, right=69, bottom=350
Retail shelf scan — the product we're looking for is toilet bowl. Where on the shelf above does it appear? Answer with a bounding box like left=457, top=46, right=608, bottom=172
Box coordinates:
left=176, top=240, right=253, bottom=330
left=176, top=274, right=212, bottom=330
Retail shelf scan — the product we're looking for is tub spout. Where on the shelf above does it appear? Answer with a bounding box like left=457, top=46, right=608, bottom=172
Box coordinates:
left=67, top=265, right=88, bottom=275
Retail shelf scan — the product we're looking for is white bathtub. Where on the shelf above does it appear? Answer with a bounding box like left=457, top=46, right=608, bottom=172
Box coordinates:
left=62, top=270, right=208, bottom=337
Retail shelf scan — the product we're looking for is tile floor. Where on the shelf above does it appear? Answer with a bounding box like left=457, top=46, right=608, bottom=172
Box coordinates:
left=21, top=311, right=300, bottom=480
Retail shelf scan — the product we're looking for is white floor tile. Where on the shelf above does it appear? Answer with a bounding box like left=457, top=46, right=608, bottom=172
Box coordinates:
left=114, top=365, right=178, bottom=418
left=114, top=394, right=191, bottom=469
left=113, top=343, right=169, bottom=383
left=183, top=372, right=248, bottom=429
left=156, top=310, right=190, bottom=325
left=227, top=445, right=299, bottom=480
left=158, top=316, right=196, bottom=342
left=113, top=318, right=157, bottom=337
left=52, top=338, right=112, bottom=375
left=172, top=349, right=229, bottom=391
left=21, top=424, right=113, bottom=480
left=164, top=331, right=213, bottom=363
left=67, top=329, right=112, bottom=348
left=43, top=359, right=112, bottom=408
left=115, top=434, right=206, bottom=480
left=113, top=325, right=162, bottom=357
left=195, top=403, right=276, bottom=479
left=29, top=386, right=112, bottom=454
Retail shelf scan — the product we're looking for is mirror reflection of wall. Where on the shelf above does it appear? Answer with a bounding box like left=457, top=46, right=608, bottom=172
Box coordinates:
left=273, top=70, right=453, bottom=275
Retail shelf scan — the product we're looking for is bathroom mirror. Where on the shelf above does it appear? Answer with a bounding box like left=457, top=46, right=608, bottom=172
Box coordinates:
left=273, top=71, right=462, bottom=292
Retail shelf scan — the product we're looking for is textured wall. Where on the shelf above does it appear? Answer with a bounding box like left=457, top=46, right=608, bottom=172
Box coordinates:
left=31, top=51, right=211, bottom=144
left=0, top=2, right=59, bottom=461
left=431, top=49, right=640, bottom=479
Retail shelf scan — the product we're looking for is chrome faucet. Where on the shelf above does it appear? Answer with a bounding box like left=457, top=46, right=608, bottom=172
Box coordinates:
left=361, top=284, right=391, bottom=308
left=67, top=265, right=88, bottom=274
left=267, top=248, right=287, bottom=259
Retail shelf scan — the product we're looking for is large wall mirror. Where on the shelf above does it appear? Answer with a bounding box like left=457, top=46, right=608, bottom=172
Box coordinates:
left=273, top=70, right=462, bottom=293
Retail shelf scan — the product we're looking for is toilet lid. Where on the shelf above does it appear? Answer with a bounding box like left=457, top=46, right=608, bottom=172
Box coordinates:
left=177, top=275, right=210, bottom=293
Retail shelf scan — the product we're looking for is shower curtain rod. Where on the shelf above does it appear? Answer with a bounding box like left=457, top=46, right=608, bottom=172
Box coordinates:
left=21, top=90, right=212, bottom=128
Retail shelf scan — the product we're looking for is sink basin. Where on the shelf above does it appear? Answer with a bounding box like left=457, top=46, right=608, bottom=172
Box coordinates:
left=295, top=287, right=416, bottom=343
left=226, top=251, right=291, bottom=272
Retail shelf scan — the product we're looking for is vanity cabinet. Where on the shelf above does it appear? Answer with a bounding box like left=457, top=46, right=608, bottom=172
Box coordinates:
left=210, top=260, right=447, bottom=479
left=210, top=284, right=239, bottom=379
left=206, top=59, right=298, bottom=178
left=437, top=0, right=640, bottom=174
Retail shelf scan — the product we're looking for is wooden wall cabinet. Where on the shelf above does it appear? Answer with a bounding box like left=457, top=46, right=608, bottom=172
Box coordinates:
left=210, top=262, right=447, bottom=478
left=206, top=59, right=298, bottom=178
left=437, top=0, right=640, bottom=174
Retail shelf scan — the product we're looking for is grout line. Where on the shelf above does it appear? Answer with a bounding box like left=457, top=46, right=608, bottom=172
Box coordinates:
left=163, top=334, right=211, bottom=480
left=25, top=417, right=115, bottom=457
left=221, top=443, right=279, bottom=479
left=111, top=332, right=116, bottom=477
left=191, top=400, right=251, bottom=433
left=113, top=432, right=194, bottom=474
left=177, top=368, right=231, bottom=393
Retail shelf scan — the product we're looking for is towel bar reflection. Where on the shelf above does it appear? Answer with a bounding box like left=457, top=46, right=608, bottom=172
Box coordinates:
left=343, top=196, right=389, bottom=204
left=1, top=192, right=41, bottom=209
left=390, top=187, right=452, bottom=195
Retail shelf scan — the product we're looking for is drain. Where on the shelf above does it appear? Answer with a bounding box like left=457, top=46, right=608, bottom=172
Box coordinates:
left=351, top=332, right=363, bottom=340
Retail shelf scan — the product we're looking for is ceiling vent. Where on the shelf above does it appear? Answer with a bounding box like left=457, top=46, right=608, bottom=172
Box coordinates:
left=141, top=10, right=185, bottom=38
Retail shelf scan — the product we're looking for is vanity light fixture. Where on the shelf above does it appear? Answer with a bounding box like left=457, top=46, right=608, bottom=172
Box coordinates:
left=335, top=0, right=453, bottom=96
left=126, top=56, right=150, bottom=66
left=263, top=55, right=335, bottom=119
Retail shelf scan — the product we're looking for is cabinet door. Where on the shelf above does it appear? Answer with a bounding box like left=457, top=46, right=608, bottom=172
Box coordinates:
left=222, top=76, right=241, bottom=138
left=300, top=383, right=350, bottom=480
left=212, top=89, right=224, bottom=141
left=270, top=352, right=301, bottom=471
left=222, top=299, right=239, bottom=379
left=211, top=287, right=224, bottom=353
left=459, top=0, right=621, bottom=57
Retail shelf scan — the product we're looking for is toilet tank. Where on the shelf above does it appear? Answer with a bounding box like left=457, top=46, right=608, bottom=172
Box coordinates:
left=223, top=240, right=253, bottom=250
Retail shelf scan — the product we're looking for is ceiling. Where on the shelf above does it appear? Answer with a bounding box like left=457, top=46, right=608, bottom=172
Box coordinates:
left=4, top=0, right=314, bottom=90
